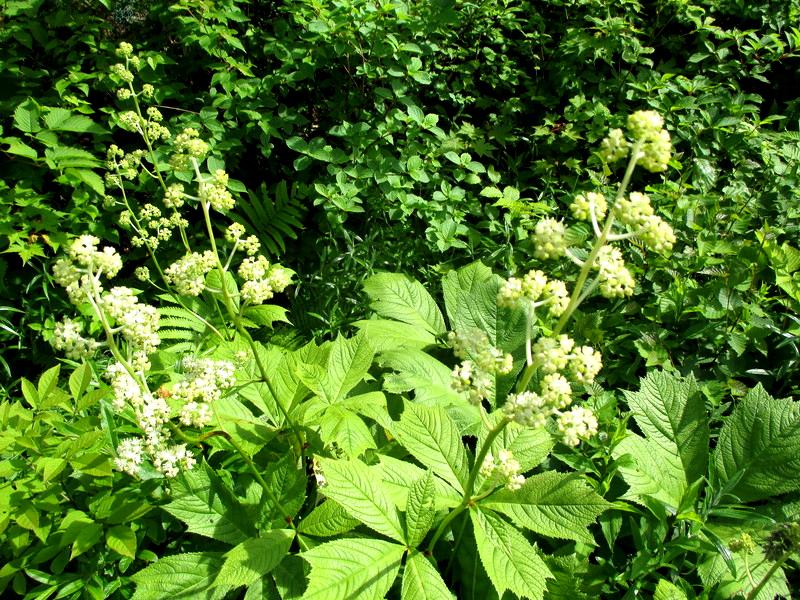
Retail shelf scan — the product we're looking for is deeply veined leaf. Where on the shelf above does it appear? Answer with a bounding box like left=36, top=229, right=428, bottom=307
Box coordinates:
left=316, top=457, right=405, bottom=542
left=214, top=531, right=294, bottom=589
left=699, top=545, right=790, bottom=600
left=405, top=471, right=437, bottom=548
left=623, top=371, right=708, bottom=485
left=612, top=432, right=686, bottom=510
left=379, top=348, right=466, bottom=407
left=481, top=471, right=611, bottom=544
left=479, top=415, right=553, bottom=473
left=300, top=333, right=374, bottom=404
left=163, top=462, right=257, bottom=544
left=401, top=552, right=455, bottom=600
left=105, top=525, right=137, bottom=559
left=654, top=579, right=688, bottom=600
left=470, top=508, right=552, bottom=600
left=375, top=456, right=462, bottom=509
left=131, top=552, right=227, bottom=600
left=363, top=273, right=446, bottom=335
left=298, top=500, right=360, bottom=537
left=301, top=538, right=405, bottom=600
left=318, top=406, right=376, bottom=458
left=353, top=319, right=437, bottom=352
left=713, top=384, right=800, bottom=502
left=392, top=402, right=469, bottom=494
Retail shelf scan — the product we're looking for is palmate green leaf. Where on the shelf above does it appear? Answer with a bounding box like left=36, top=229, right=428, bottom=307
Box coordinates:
left=353, top=319, right=437, bottom=352
left=298, top=333, right=374, bottom=404
left=612, top=432, right=686, bottom=510
left=401, top=552, right=455, bottom=600
left=316, top=457, right=405, bottom=543
left=482, top=472, right=611, bottom=544
left=405, top=471, right=436, bottom=548
left=378, top=348, right=466, bottom=407
left=363, top=273, right=446, bottom=335
left=713, top=384, right=800, bottom=502
left=301, top=538, right=405, bottom=600
left=298, top=500, right=360, bottom=538
left=131, top=552, right=227, bottom=600
left=163, top=462, right=257, bottom=544
left=391, top=402, right=469, bottom=494
left=213, top=530, right=294, bottom=589
left=318, top=405, right=376, bottom=458
left=470, top=508, right=552, bottom=600
left=623, top=371, right=708, bottom=485
left=374, top=456, right=461, bottom=510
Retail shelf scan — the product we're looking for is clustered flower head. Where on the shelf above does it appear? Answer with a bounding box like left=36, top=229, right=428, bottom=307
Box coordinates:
left=52, top=235, right=122, bottom=304
left=52, top=318, right=100, bottom=360
left=480, top=449, right=525, bottom=491
left=598, top=128, right=629, bottom=164
left=627, top=110, right=672, bottom=173
left=570, top=191, right=608, bottom=223
left=170, top=128, right=210, bottom=170
left=238, top=255, right=294, bottom=305
left=198, top=169, right=235, bottom=212
left=557, top=406, right=599, bottom=446
left=595, top=245, right=636, bottom=298
left=449, top=329, right=514, bottom=406
left=172, top=357, right=236, bottom=428
left=532, top=218, right=568, bottom=260
left=165, top=251, right=217, bottom=296
left=226, top=223, right=260, bottom=255
left=497, top=269, right=569, bottom=317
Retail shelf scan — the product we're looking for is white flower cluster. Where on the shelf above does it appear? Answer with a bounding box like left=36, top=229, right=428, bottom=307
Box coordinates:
left=504, top=334, right=601, bottom=446
left=52, top=236, right=122, bottom=304
left=165, top=251, right=217, bottom=296
left=570, top=191, right=608, bottom=223
left=449, top=329, right=514, bottom=406
left=497, top=269, right=569, bottom=317
left=238, top=255, right=294, bottom=305
left=627, top=110, right=672, bottom=173
left=557, top=406, right=599, bottom=447
left=615, top=192, right=676, bottom=254
left=199, top=170, right=235, bottom=212
left=128, top=203, right=185, bottom=250
left=52, top=318, right=100, bottom=360
left=163, top=183, right=185, bottom=209
left=102, top=286, right=161, bottom=358
left=106, top=145, right=146, bottom=181
left=226, top=223, right=261, bottom=255
left=532, top=218, right=568, bottom=260
left=170, top=128, right=210, bottom=170
left=595, top=245, right=636, bottom=298
left=598, top=128, right=629, bottom=164
left=173, top=357, right=236, bottom=428
left=480, top=449, right=525, bottom=491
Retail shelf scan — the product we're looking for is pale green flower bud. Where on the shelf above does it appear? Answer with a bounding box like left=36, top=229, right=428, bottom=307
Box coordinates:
left=598, top=128, right=628, bottom=163
left=116, top=42, right=134, bottom=58
left=532, top=218, right=568, bottom=260
left=570, top=191, right=608, bottom=222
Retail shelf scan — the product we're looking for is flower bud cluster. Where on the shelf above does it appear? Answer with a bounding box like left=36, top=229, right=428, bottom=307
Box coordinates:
left=52, top=318, right=100, bottom=360
left=163, top=184, right=186, bottom=209
left=598, top=128, right=629, bottom=164
left=170, top=128, right=210, bottom=170
left=165, top=251, right=217, bottom=296
left=480, top=449, right=525, bottom=491
left=595, top=245, right=635, bottom=298
left=226, top=223, right=261, bottom=255
left=557, top=406, right=599, bottom=446
left=239, top=256, right=294, bottom=305
left=52, top=236, right=122, bottom=304
left=627, top=110, right=672, bottom=173
left=102, top=286, right=161, bottom=358
left=570, top=191, right=608, bottom=223
left=532, top=218, right=568, bottom=260
left=173, top=357, right=236, bottom=428
left=449, top=329, right=514, bottom=406
left=198, top=169, right=235, bottom=212
left=497, top=270, right=569, bottom=317
left=127, top=203, right=185, bottom=249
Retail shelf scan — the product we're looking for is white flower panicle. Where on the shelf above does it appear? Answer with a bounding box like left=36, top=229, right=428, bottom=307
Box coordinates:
left=532, top=218, right=568, bottom=260
left=480, top=450, right=525, bottom=491
left=497, top=269, right=569, bottom=318
left=153, top=445, right=196, bottom=478
left=52, top=318, right=100, bottom=360
left=595, top=245, right=636, bottom=298
left=627, top=110, right=672, bottom=173
left=199, top=170, right=235, bottom=212
left=615, top=192, right=654, bottom=229
left=165, top=251, right=217, bottom=296
left=568, top=346, right=603, bottom=384
left=173, top=357, right=236, bottom=428
left=115, top=438, right=144, bottom=476
left=170, top=128, right=210, bottom=170
left=451, top=360, right=494, bottom=406
left=239, top=256, right=294, bottom=305
left=102, top=286, right=161, bottom=355
left=557, top=406, right=599, bottom=446
left=503, top=391, right=550, bottom=428
left=532, top=334, right=575, bottom=374
left=448, top=329, right=513, bottom=406
left=598, top=128, right=629, bottom=164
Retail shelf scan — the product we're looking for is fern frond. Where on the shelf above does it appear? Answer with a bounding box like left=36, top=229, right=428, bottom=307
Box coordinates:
left=235, top=180, right=305, bottom=256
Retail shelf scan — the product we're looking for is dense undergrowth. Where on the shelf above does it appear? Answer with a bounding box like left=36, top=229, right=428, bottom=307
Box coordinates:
left=1, top=1, right=800, bottom=598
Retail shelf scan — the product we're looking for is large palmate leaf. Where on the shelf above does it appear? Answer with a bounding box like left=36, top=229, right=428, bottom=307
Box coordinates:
left=713, top=384, right=800, bottom=502
left=316, top=457, right=405, bottom=543
left=213, top=531, right=294, bottom=589
left=622, top=370, right=708, bottom=485
left=164, top=462, right=256, bottom=544
left=482, top=471, right=610, bottom=544
left=362, top=273, right=446, bottom=335
left=297, top=333, right=374, bottom=404
left=401, top=552, right=455, bottom=600
left=131, top=552, right=227, bottom=600
left=378, top=348, right=466, bottom=407
left=470, top=508, right=552, bottom=600
left=301, top=538, right=405, bottom=600
left=612, top=431, right=686, bottom=510
left=391, top=402, right=469, bottom=494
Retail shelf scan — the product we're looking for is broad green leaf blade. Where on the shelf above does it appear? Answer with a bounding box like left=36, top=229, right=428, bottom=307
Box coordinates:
left=405, top=471, right=437, bottom=548
left=131, top=552, right=227, bottom=600
left=713, top=385, right=800, bottom=502
left=392, top=402, right=469, bottom=493
left=470, top=508, right=552, bottom=600
left=214, top=531, right=294, bottom=589
left=375, top=456, right=462, bottom=509
left=298, top=500, right=360, bottom=537
left=317, top=457, right=405, bottom=542
left=68, top=362, right=92, bottom=403
left=379, top=348, right=466, bottom=407
left=654, top=579, right=688, bottom=600
left=479, top=414, right=553, bottom=473
left=106, top=525, right=137, bottom=559
left=611, top=432, right=685, bottom=510
left=353, top=319, right=437, bottom=352
left=623, top=371, right=708, bottom=485
left=318, top=406, right=376, bottom=458
left=699, top=546, right=790, bottom=600
left=164, top=462, right=257, bottom=544
left=363, top=273, right=446, bottom=335
left=304, top=333, right=374, bottom=404
left=401, top=552, right=455, bottom=600
left=482, top=472, right=611, bottom=544
left=301, top=538, right=405, bottom=600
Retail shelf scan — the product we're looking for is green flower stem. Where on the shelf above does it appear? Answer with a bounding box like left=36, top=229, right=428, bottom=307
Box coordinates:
left=746, top=550, right=793, bottom=600
left=426, top=418, right=509, bottom=553
left=168, top=423, right=297, bottom=529
left=515, top=139, right=643, bottom=394
left=195, top=182, right=305, bottom=462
